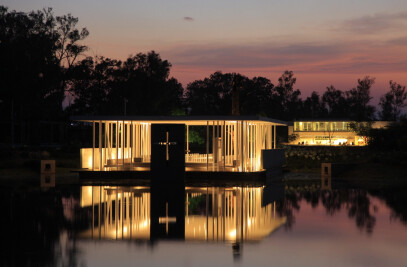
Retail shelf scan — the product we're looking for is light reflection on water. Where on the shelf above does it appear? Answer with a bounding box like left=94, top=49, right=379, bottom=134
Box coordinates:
left=78, top=185, right=286, bottom=243
left=1, top=180, right=407, bottom=267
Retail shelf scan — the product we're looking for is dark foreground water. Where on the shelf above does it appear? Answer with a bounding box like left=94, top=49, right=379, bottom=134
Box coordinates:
left=1, top=177, right=406, bottom=267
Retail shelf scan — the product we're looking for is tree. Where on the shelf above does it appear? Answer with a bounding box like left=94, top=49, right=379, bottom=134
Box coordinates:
left=271, top=70, right=302, bottom=120
left=346, top=76, right=376, bottom=121
left=0, top=6, right=89, bottom=144
left=185, top=72, right=243, bottom=115
left=302, top=91, right=327, bottom=118
left=55, top=13, right=89, bottom=68
left=240, top=76, right=274, bottom=116
left=68, top=51, right=183, bottom=116
left=379, top=81, right=407, bottom=121
left=109, top=51, right=183, bottom=115
left=0, top=7, right=62, bottom=144
left=0, top=7, right=59, bottom=117
left=322, top=85, right=348, bottom=118
left=185, top=72, right=276, bottom=116
left=349, top=121, right=373, bottom=137
left=66, top=56, right=120, bottom=115
left=231, top=74, right=244, bottom=115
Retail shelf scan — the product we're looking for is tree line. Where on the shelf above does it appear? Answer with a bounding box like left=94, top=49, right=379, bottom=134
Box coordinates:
left=1, top=6, right=406, bottom=143
left=185, top=71, right=406, bottom=121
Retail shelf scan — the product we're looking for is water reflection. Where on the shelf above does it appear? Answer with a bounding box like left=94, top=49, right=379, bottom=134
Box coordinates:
left=1, top=187, right=81, bottom=266
left=40, top=173, right=56, bottom=188
left=279, top=175, right=377, bottom=233
left=78, top=185, right=287, bottom=242
left=1, top=179, right=406, bottom=266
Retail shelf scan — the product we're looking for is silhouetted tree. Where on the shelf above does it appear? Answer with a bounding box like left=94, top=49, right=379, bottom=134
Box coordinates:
left=68, top=51, right=183, bottom=116
left=108, top=51, right=183, bottom=115
left=302, top=91, right=327, bottom=118
left=185, top=72, right=243, bottom=115
left=66, top=56, right=119, bottom=115
left=55, top=14, right=89, bottom=68
left=0, top=6, right=88, bottom=144
left=367, top=120, right=407, bottom=150
left=271, top=70, right=302, bottom=120
left=0, top=7, right=58, bottom=119
left=185, top=72, right=277, bottom=116
left=231, top=74, right=244, bottom=115
left=346, top=76, right=376, bottom=121
left=379, top=81, right=407, bottom=121
left=322, top=85, right=348, bottom=118
left=240, top=76, right=274, bottom=116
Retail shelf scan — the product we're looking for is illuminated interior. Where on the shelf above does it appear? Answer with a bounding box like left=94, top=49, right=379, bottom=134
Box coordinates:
left=290, top=121, right=368, bottom=146
left=294, top=121, right=351, bottom=132
left=74, top=116, right=286, bottom=172
left=79, top=185, right=286, bottom=242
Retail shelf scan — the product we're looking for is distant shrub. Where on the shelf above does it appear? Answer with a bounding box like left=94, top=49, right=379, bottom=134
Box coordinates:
left=367, top=121, right=407, bottom=151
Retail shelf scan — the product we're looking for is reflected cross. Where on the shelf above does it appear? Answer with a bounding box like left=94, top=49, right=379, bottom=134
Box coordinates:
left=158, top=202, right=177, bottom=234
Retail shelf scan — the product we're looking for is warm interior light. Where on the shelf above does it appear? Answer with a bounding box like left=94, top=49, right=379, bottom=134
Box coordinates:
left=229, top=229, right=237, bottom=238
left=88, top=157, right=92, bottom=168
left=333, top=139, right=348, bottom=145
left=80, top=119, right=280, bottom=172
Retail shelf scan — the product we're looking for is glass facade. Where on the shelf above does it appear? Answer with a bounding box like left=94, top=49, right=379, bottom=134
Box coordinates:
left=294, top=121, right=351, bottom=132
left=78, top=118, right=283, bottom=172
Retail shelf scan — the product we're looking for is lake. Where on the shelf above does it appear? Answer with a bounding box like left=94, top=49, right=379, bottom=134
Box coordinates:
left=1, top=176, right=406, bottom=267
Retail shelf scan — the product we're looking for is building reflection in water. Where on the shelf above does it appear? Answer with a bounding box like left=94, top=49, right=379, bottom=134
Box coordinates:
left=79, top=186, right=286, bottom=242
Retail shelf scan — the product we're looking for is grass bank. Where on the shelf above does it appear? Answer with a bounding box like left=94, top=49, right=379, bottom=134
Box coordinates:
left=0, top=145, right=80, bottom=183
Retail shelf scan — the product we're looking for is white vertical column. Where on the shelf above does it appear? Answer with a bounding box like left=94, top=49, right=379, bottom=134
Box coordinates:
left=116, top=121, right=119, bottom=169
left=122, top=121, right=125, bottom=166
left=222, top=121, right=225, bottom=170
left=186, top=125, right=189, bottom=156
left=135, top=123, right=139, bottom=158
left=126, top=122, right=130, bottom=159
left=273, top=125, right=276, bottom=149
left=131, top=121, right=134, bottom=169
left=241, top=121, right=245, bottom=172
left=92, top=121, right=95, bottom=171
left=249, top=123, right=252, bottom=171
left=105, top=122, right=108, bottom=163
left=99, top=121, right=102, bottom=171
left=107, top=122, right=111, bottom=163
left=234, top=122, right=237, bottom=164
left=212, top=121, right=215, bottom=170
left=206, top=121, right=209, bottom=171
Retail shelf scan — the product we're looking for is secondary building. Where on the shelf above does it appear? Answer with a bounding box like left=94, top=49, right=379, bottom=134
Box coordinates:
left=288, top=120, right=389, bottom=146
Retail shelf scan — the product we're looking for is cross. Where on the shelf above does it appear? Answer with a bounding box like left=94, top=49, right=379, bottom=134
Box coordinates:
left=157, top=131, right=177, bottom=161
left=158, top=202, right=177, bottom=234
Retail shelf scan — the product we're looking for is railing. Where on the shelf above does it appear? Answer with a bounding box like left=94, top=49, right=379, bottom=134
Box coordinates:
left=185, top=153, right=213, bottom=163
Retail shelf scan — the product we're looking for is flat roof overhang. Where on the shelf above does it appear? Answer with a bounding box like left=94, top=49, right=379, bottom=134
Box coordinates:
left=71, top=115, right=288, bottom=126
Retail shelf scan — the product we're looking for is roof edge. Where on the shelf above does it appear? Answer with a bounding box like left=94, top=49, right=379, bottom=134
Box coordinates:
left=70, top=115, right=288, bottom=126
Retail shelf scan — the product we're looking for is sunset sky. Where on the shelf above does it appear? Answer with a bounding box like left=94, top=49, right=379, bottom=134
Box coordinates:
left=5, top=0, right=407, bottom=104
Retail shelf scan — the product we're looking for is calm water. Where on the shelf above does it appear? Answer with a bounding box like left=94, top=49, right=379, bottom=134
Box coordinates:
left=1, top=177, right=406, bottom=267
